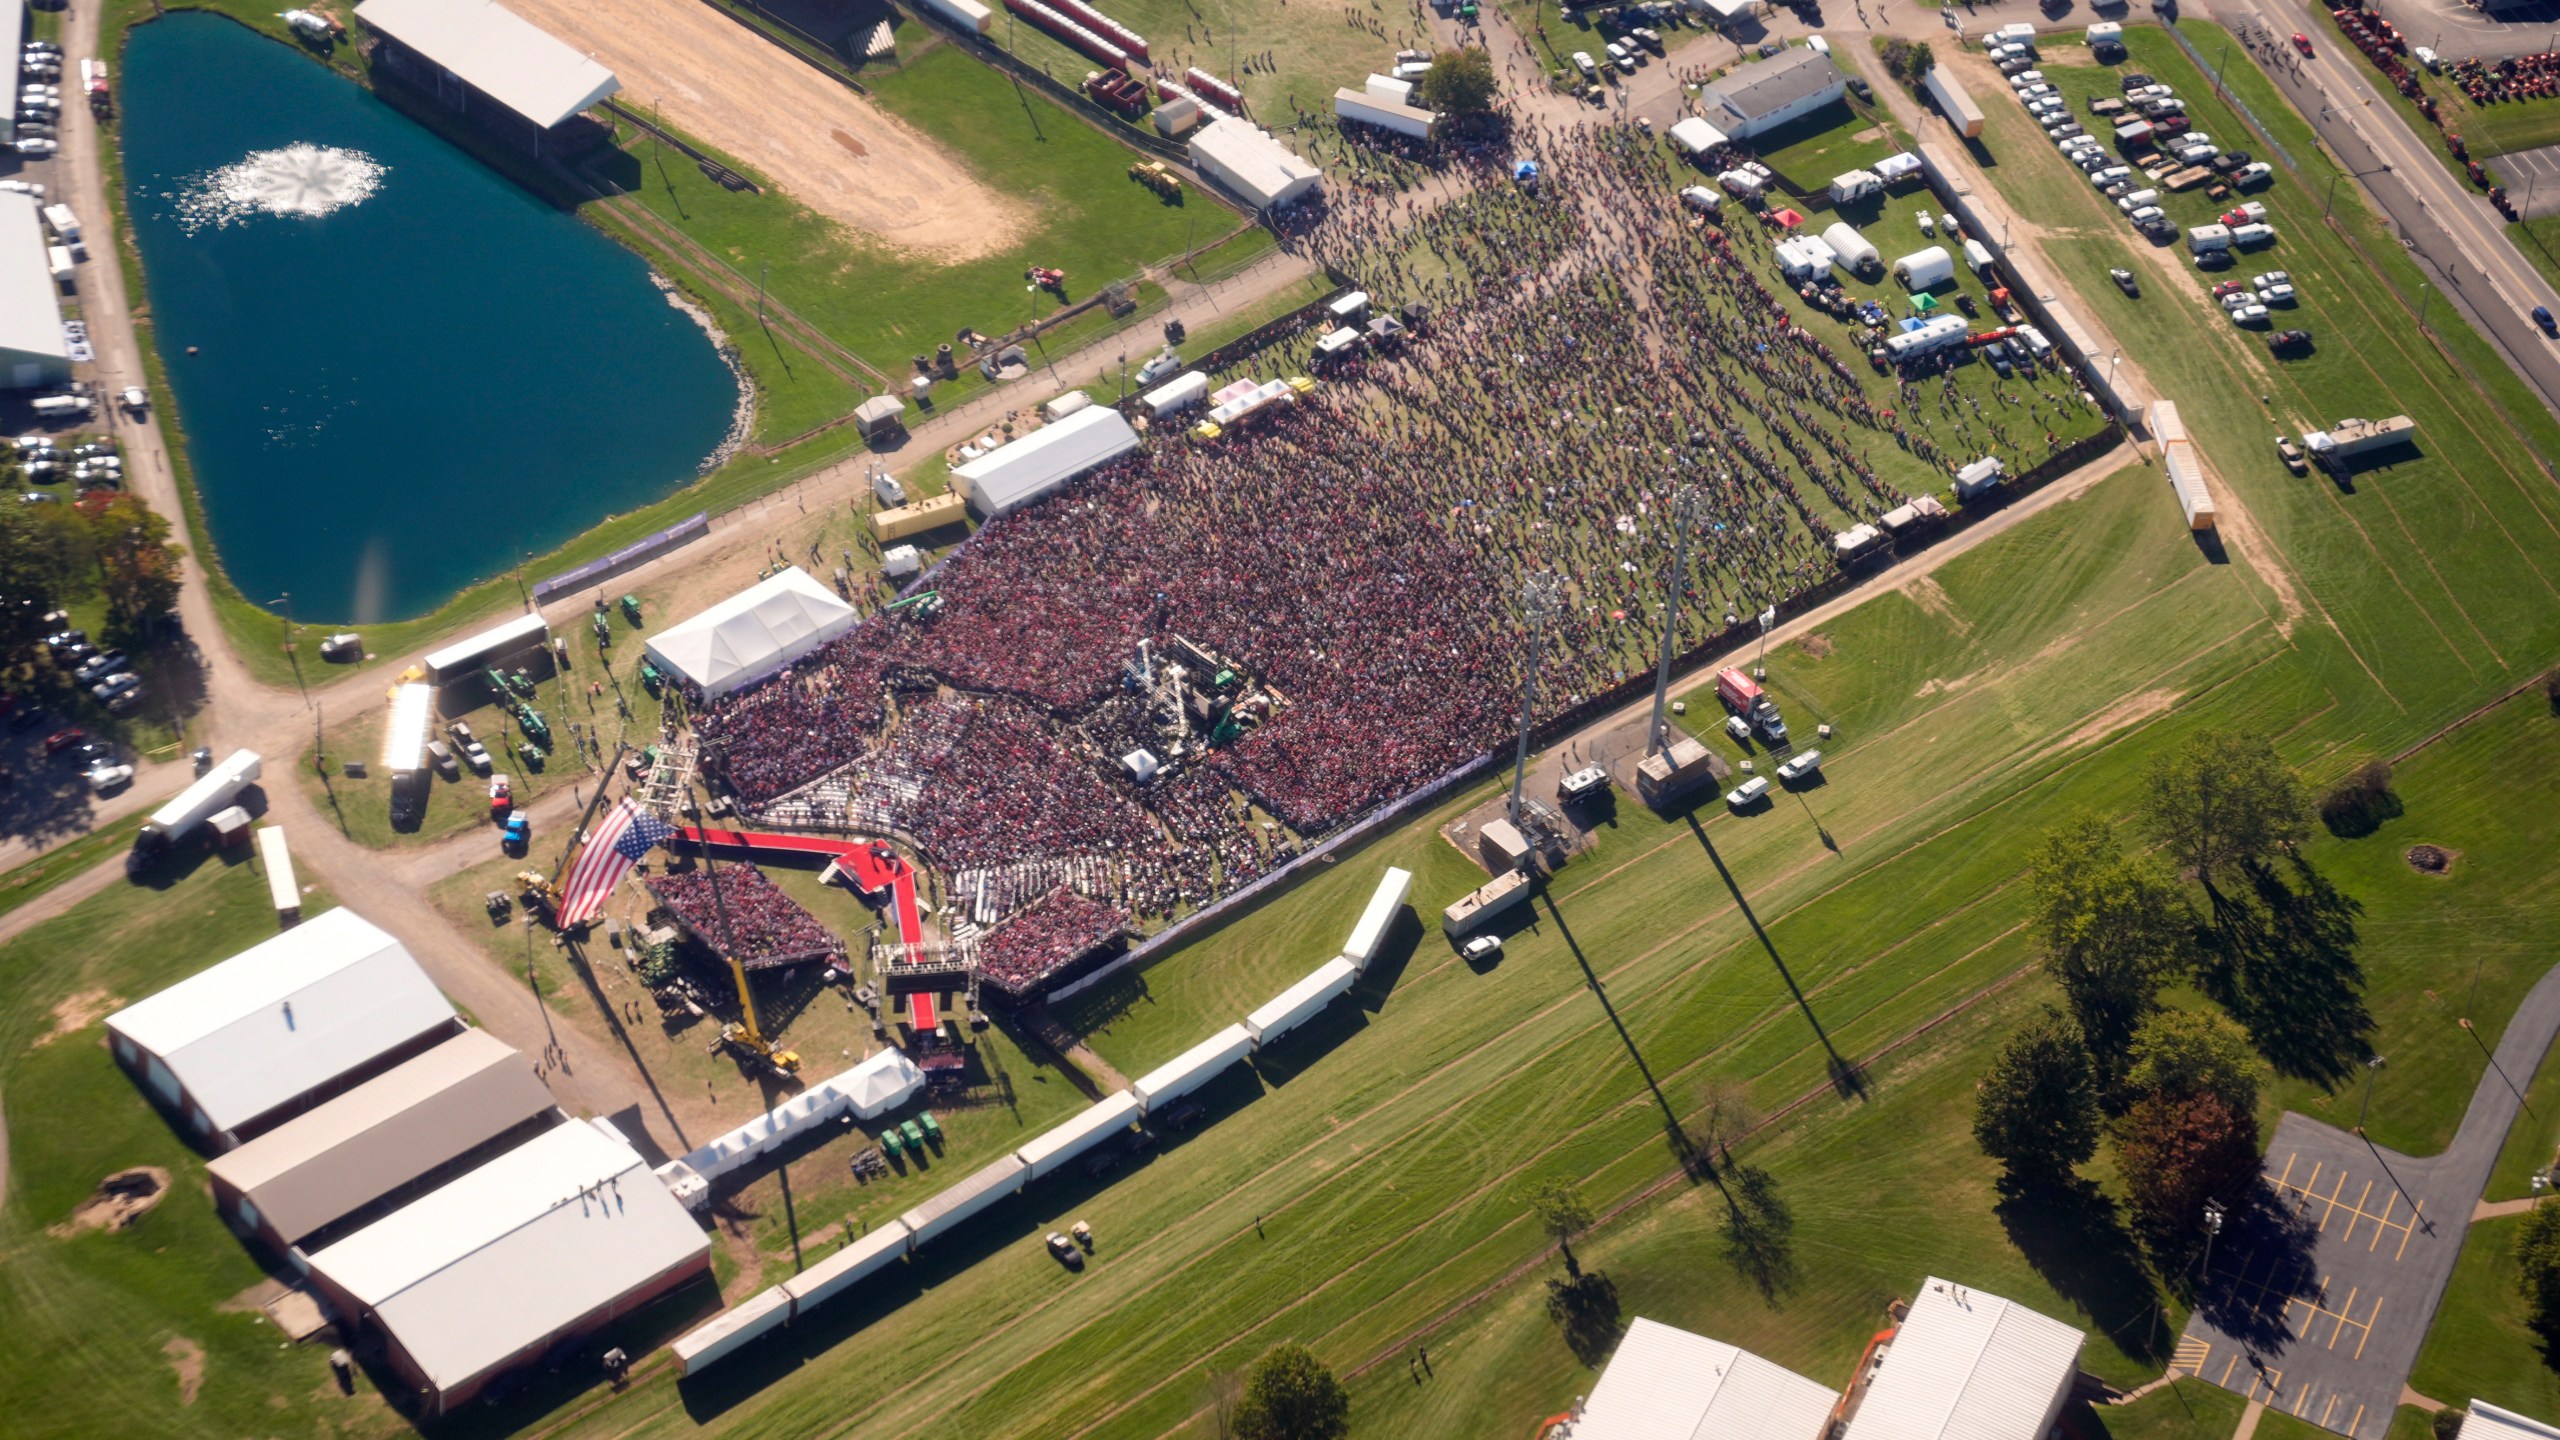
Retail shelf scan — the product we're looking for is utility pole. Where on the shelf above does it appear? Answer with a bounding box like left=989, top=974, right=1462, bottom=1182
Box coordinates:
left=2355, top=1053, right=2387, bottom=1135
left=1646, top=483, right=1708, bottom=757
left=1506, top=572, right=1566, bottom=828
left=2199, top=1199, right=2225, bottom=1282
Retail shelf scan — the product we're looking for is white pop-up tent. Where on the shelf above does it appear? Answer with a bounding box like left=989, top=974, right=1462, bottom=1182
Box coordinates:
left=645, top=566, right=858, bottom=699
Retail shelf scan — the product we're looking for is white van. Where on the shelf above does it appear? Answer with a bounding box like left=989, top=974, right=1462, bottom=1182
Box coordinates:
left=2117, top=188, right=2159, bottom=212
left=1775, top=749, right=1824, bottom=782
left=2232, top=222, right=2277, bottom=247
left=1963, top=238, right=1995, bottom=273
left=1678, top=184, right=1722, bottom=215
left=2188, top=222, right=2234, bottom=253
left=1726, top=775, right=1771, bottom=809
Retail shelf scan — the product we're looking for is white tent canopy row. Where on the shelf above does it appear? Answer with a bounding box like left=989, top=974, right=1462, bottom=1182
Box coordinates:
left=643, top=566, right=859, bottom=700
left=655, top=1048, right=923, bottom=1204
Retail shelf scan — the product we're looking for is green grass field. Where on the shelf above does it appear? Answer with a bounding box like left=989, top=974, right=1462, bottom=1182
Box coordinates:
left=2412, top=1211, right=2560, bottom=1418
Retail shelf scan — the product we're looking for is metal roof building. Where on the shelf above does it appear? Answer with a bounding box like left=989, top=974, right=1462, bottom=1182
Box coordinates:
left=1187, top=118, right=1322, bottom=210
left=1839, top=1277, right=2085, bottom=1440
left=205, top=1029, right=557, bottom=1252
left=1560, top=1316, right=1839, bottom=1440
left=355, top=0, right=619, bottom=141
left=305, top=1120, right=711, bottom=1414
left=0, top=192, right=69, bottom=390
left=2462, top=1402, right=2560, bottom=1440
left=951, top=405, right=1141, bottom=517
left=1696, top=48, right=1846, bottom=138
left=105, top=908, right=462, bottom=1150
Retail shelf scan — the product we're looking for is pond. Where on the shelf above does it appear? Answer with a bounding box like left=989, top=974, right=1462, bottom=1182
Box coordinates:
left=120, top=12, right=740, bottom=622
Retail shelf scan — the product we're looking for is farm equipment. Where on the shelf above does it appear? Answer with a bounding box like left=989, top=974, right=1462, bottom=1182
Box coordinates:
left=1127, top=160, right=1184, bottom=200
left=512, top=703, right=551, bottom=750
left=1028, top=265, right=1068, bottom=295
left=620, top=593, right=643, bottom=625
left=639, top=658, right=665, bottom=694
left=592, top=610, right=613, bottom=647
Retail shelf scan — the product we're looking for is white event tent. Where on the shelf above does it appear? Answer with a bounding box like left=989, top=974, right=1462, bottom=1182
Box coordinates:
left=644, top=566, right=857, bottom=699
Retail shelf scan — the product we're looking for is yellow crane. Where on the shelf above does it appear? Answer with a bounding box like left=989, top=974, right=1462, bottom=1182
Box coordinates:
left=685, top=784, right=800, bottom=1077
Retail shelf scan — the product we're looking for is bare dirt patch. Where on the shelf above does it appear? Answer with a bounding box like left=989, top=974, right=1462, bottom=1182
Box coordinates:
left=504, top=0, right=1026, bottom=258
left=1793, top=632, right=1834, bottom=659
left=51, top=1166, right=171, bottom=1237
left=1899, top=574, right=1971, bottom=637
left=38, top=987, right=117, bottom=1046
left=2406, top=844, right=2458, bottom=875
left=163, top=1336, right=204, bottom=1407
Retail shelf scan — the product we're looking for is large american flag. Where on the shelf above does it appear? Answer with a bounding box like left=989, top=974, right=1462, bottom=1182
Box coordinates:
left=556, top=799, right=676, bottom=926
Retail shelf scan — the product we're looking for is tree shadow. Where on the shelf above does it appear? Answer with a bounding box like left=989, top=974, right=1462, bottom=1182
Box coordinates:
left=2187, top=1182, right=2321, bottom=1358
left=1992, top=1176, right=2167, bottom=1363
left=1718, top=1162, right=1801, bottom=1304
left=2194, top=856, right=2373, bottom=1087
left=1545, top=1268, right=1626, bottom=1366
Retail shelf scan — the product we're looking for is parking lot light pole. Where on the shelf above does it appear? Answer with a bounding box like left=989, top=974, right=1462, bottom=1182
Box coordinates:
left=2355, top=1054, right=2387, bottom=1137
left=2200, top=1199, right=2226, bottom=1282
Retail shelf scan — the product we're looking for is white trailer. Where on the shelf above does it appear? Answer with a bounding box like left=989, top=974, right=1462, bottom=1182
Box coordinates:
left=1341, top=866, right=1413, bottom=970
left=383, top=681, right=433, bottom=775
left=1828, top=169, right=1882, bottom=203
left=1141, top=371, right=1210, bottom=417
left=1015, top=1091, right=1141, bottom=1178
left=1955, top=455, right=2006, bottom=499
left=1243, top=957, right=1360, bottom=1048
left=1364, top=73, right=1415, bottom=105
left=257, top=826, right=300, bottom=922
left=671, top=1286, right=794, bottom=1375
left=2148, top=400, right=2216, bottom=530
left=132, top=749, right=261, bottom=873
left=1922, top=67, right=1984, bottom=138
left=1131, top=1023, right=1254, bottom=1111
left=916, top=0, right=995, bottom=32
left=46, top=244, right=72, bottom=285
left=782, top=1220, right=914, bottom=1313
left=1883, top=314, right=1968, bottom=360
left=41, top=202, right=78, bottom=244
left=2303, top=415, right=2415, bottom=462
left=898, top=1156, right=1029, bottom=1248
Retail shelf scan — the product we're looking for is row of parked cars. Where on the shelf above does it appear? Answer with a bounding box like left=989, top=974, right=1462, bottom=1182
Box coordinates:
left=15, top=39, right=61, bottom=156
left=40, top=620, right=143, bottom=717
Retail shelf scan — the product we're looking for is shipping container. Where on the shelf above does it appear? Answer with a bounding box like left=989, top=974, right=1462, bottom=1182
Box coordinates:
left=671, top=1286, right=794, bottom=1375
left=1922, top=67, right=1985, bottom=138
left=1243, top=957, right=1360, bottom=1047
left=1341, top=866, right=1413, bottom=969
left=1015, top=1092, right=1142, bottom=1178
left=898, top=1156, right=1029, bottom=1248
left=1132, top=1023, right=1255, bottom=1110
left=781, top=1220, right=914, bottom=1312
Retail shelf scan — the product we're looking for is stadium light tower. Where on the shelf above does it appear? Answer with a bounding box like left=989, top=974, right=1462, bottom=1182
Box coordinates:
left=1647, top=483, right=1710, bottom=757
left=1507, top=572, right=1568, bottom=828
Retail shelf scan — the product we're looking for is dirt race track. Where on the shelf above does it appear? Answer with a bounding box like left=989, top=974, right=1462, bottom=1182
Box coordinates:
left=508, top=0, right=1027, bottom=259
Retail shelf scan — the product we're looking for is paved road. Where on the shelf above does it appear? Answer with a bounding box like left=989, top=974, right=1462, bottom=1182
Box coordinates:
left=2179, top=963, right=2560, bottom=1436
left=2183, top=0, right=2560, bottom=421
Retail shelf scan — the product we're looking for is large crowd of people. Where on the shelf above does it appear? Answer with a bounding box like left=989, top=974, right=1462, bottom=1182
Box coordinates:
left=688, top=113, right=2107, bottom=969
left=645, top=862, right=843, bottom=969
left=976, top=887, right=1132, bottom=997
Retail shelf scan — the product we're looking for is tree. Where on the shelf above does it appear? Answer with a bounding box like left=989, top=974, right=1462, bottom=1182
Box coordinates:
left=1527, top=1177, right=1596, bottom=1277
left=1972, top=1007, right=2101, bottom=1188
left=2139, top=729, right=2312, bottom=888
left=1417, top=47, right=1498, bottom=115
left=2124, top=1009, right=2260, bottom=1118
left=0, top=499, right=89, bottom=667
left=2029, top=818, right=2192, bottom=1099
left=2519, top=1201, right=2560, bottom=1356
left=2113, top=1090, right=2260, bottom=1270
left=1232, top=1343, right=1350, bottom=1440
left=74, top=491, right=183, bottom=648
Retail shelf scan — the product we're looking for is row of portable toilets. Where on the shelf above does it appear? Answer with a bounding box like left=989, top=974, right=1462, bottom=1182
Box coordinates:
left=670, top=866, right=1415, bottom=1375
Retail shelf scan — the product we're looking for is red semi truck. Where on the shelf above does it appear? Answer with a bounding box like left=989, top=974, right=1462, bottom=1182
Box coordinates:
left=1715, top=667, right=1789, bottom=743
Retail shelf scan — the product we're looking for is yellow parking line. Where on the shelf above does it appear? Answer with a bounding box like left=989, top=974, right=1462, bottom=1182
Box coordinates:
left=2372, top=1189, right=2398, bottom=1251
left=2323, top=1394, right=2341, bottom=1427
left=2292, top=1381, right=2316, bottom=1416
left=2222, top=1354, right=2238, bottom=1385
left=2280, top=1152, right=2300, bottom=1191
left=2341, top=1178, right=2374, bottom=1243
left=2325, top=1171, right=2351, bottom=1231
left=2398, top=1203, right=2423, bottom=1262
left=2357, top=1297, right=2381, bottom=1360
left=2330, top=1287, right=2358, bottom=1348
left=2352, top=1404, right=2367, bottom=1436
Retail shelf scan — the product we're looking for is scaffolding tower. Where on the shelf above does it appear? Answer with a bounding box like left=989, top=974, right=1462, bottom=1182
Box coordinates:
left=1507, top=572, right=1567, bottom=828
left=1648, top=483, right=1711, bottom=757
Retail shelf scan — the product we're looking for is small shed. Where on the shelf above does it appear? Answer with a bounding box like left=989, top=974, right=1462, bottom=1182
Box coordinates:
left=1955, top=456, right=2005, bottom=499
left=1479, top=818, right=1533, bottom=872
left=854, top=395, right=905, bottom=442
left=1894, top=245, right=1955, bottom=290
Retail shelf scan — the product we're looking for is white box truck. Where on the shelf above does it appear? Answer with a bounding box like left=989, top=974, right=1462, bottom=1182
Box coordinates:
left=131, top=749, right=262, bottom=874
left=1242, top=957, right=1360, bottom=1047
left=41, top=202, right=78, bottom=245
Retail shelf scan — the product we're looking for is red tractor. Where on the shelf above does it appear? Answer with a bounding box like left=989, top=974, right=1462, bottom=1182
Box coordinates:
left=1027, top=265, right=1068, bottom=295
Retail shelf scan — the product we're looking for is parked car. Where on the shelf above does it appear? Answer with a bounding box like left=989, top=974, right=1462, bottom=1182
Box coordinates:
left=1461, top=934, right=1503, bottom=962
left=72, top=649, right=129, bottom=685
left=2277, top=435, right=2308, bottom=472
left=2212, top=280, right=2250, bottom=299
left=2259, top=282, right=2297, bottom=305
left=84, top=760, right=132, bottom=793
left=2268, top=327, right=2313, bottom=353
left=1775, top=749, right=1825, bottom=783
left=42, top=725, right=84, bottom=754
left=2229, top=302, right=2270, bottom=325
left=2536, top=305, right=2558, bottom=337
left=2111, top=268, right=2139, bottom=296
left=88, top=672, right=142, bottom=704
left=2235, top=162, right=2274, bottom=186
left=1725, top=775, right=1771, bottom=810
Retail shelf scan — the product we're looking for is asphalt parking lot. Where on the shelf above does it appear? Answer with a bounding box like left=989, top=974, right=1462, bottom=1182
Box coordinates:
left=2176, top=1113, right=2464, bottom=1438
left=2491, top=141, right=2560, bottom=216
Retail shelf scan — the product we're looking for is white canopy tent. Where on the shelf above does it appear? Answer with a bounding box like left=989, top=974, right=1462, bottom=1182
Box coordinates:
left=644, top=567, right=858, bottom=699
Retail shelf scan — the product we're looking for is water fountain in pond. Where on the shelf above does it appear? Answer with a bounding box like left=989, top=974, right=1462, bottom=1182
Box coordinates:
left=174, top=142, right=385, bottom=232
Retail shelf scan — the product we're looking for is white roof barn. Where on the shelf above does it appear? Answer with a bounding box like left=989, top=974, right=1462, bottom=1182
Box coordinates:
left=644, top=566, right=859, bottom=699
left=2462, top=1402, right=2560, bottom=1440
left=305, top=1120, right=711, bottom=1414
left=1564, top=1316, right=1839, bottom=1440
left=354, top=0, right=619, bottom=129
left=1839, top=1277, right=2085, bottom=1440
left=105, top=908, right=461, bottom=1148
left=0, top=192, right=67, bottom=389
left=952, top=405, right=1141, bottom=517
